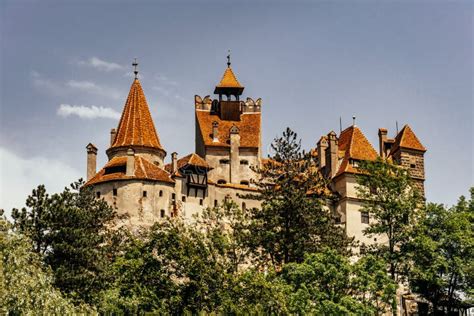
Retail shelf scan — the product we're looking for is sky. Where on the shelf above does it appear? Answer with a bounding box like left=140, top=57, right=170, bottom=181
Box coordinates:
left=0, top=0, right=472, bottom=215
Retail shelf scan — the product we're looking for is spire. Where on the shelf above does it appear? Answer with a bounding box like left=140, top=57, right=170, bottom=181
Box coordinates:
left=214, top=53, right=244, bottom=95
left=110, top=79, right=164, bottom=150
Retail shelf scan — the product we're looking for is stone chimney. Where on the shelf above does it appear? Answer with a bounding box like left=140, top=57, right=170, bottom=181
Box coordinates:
left=317, top=136, right=328, bottom=169
left=378, top=128, right=388, bottom=158
left=229, top=125, right=240, bottom=183
left=327, top=131, right=338, bottom=178
left=126, top=148, right=135, bottom=176
left=212, top=121, right=219, bottom=142
left=110, top=128, right=117, bottom=146
left=86, top=143, right=98, bottom=181
left=171, top=152, right=178, bottom=174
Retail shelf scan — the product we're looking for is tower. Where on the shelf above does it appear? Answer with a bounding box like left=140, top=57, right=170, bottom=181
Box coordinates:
left=194, top=56, right=262, bottom=186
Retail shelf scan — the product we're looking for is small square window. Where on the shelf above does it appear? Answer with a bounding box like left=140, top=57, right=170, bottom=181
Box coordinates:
left=143, top=191, right=147, bottom=198
left=113, top=188, right=117, bottom=196
left=410, top=163, right=416, bottom=169
left=361, top=211, right=369, bottom=224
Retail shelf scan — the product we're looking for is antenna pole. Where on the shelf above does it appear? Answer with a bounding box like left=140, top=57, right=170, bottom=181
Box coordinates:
left=339, top=116, right=342, bottom=133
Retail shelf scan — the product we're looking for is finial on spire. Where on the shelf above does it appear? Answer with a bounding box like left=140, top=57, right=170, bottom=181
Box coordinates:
left=132, top=58, right=139, bottom=79
left=227, top=50, right=231, bottom=68
left=352, top=116, right=356, bottom=126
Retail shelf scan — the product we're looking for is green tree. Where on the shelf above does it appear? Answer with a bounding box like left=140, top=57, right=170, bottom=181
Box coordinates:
left=409, top=189, right=474, bottom=313
left=11, top=179, right=118, bottom=305
left=0, top=210, right=93, bottom=314
left=247, top=128, right=351, bottom=266
left=281, top=248, right=396, bottom=315
left=356, top=158, right=424, bottom=282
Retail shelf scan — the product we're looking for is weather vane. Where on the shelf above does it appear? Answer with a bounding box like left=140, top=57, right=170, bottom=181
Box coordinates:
left=227, top=50, right=231, bottom=68
left=132, top=58, right=139, bottom=79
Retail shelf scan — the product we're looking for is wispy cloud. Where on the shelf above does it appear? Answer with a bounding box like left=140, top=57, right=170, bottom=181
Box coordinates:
left=0, top=146, right=81, bottom=217
left=31, top=71, right=65, bottom=96
left=155, top=74, right=178, bottom=86
left=77, top=57, right=124, bottom=72
left=57, top=104, right=121, bottom=120
left=66, top=80, right=122, bottom=99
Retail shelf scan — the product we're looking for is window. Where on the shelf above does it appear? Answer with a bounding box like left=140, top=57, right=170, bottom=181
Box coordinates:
left=242, top=202, right=246, bottom=211
left=159, top=190, right=163, bottom=197
left=410, top=163, right=416, bottom=169
left=214, top=200, right=218, bottom=207
left=217, top=179, right=227, bottom=184
left=335, top=216, right=341, bottom=224
left=160, top=209, right=165, bottom=218
left=240, top=160, right=249, bottom=165
left=361, top=211, right=369, bottom=224
left=143, top=191, right=147, bottom=198
left=199, top=199, right=203, bottom=206
left=113, top=188, right=117, bottom=196
left=172, top=193, right=176, bottom=201
left=96, top=192, right=101, bottom=198
left=349, top=159, right=359, bottom=167
left=181, top=196, right=186, bottom=202
left=219, top=159, right=230, bottom=164
left=240, top=180, right=249, bottom=186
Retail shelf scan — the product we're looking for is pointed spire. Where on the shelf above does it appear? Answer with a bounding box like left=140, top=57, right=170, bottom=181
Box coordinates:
left=391, top=125, right=426, bottom=153
left=214, top=53, right=244, bottom=95
left=110, top=79, right=163, bottom=150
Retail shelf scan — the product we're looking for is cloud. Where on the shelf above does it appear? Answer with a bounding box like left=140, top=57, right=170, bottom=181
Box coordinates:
left=155, top=74, right=178, bottom=86
left=57, top=104, right=121, bottom=120
left=0, top=147, right=81, bottom=218
left=77, top=57, right=124, bottom=72
left=31, top=71, right=64, bottom=96
left=66, top=80, right=122, bottom=99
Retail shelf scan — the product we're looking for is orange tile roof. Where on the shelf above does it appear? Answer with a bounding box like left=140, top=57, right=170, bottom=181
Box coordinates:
left=335, top=125, right=378, bottom=177
left=110, top=79, right=163, bottom=150
left=164, top=153, right=211, bottom=173
left=390, top=125, right=426, bottom=154
left=85, top=156, right=174, bottom=186
left=195, top=111, right=261, bottom=148
left=216, top=67, right=243, bottom=88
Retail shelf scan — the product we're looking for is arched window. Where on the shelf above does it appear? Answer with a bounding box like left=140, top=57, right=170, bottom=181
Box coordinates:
left=159, top=190, right=163, bottom=197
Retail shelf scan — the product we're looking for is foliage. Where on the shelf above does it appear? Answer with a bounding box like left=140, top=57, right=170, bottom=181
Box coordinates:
left=356, top=158, right=424, bottom=281
left=247, top=127, right=352, bottom=266
left=0, top=210, right=94, bottom=314
left=11, top=179, right=119, bottom=305
left=281, top=248, right=396, bottom=315
left=409, top=189, right=474, bottom=312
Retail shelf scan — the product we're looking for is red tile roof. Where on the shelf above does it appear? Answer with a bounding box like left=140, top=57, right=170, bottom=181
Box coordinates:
left=85, top=156, right=174, bottom=186
left=164, top=153, right=211, bottom=173
left=335, top=125, right=378, bottom=177
left=110, top=79, right=163, bottom=150
left=390, top=124, right=426, bottom=154
left=195, top=111, right=261, bottom=148
left=216, top=67, right=243, bottom=88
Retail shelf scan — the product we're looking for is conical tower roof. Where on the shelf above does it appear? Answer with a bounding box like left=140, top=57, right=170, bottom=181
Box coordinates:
left=110, top=79, right=163, bottom=150
left=216, top=67, right=243, bottom=88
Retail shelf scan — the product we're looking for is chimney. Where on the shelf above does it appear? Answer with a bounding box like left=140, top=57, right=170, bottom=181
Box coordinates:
left=171, top=152, right=178, bottom=174
left=86, top=143, right=98, bottom=181
left=110, top=128, right=117, bottom=146
left=317, top=136, right=328, bottom=169
left=229, top=125, right=240, bottom=183
left=212, top=121, right=219, bottom=142
left=378, top=128, right=388, bottom=158
left=327, top=131, right=338, bottom=178
left=126, top=148, right=135, bottom=176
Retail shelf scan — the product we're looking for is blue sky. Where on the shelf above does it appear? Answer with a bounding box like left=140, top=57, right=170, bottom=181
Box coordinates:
left=0, top=0, right=472, bottom=213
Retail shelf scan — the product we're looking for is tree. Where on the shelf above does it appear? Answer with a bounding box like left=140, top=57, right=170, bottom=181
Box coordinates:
left=246, top=127, right=352, bottom=266
left=0, top=210, right=93, bottom=314
left=409, top=189, right=474, bottom=313
left=280, top=248, right=397, bottom=315
left=11, top=179, right=119, bottom=305
left=356, top=158, right=424, bottom=282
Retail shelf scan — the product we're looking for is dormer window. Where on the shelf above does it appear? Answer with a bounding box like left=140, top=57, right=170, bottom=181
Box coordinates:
left=349, top=159, right=359, bottom=168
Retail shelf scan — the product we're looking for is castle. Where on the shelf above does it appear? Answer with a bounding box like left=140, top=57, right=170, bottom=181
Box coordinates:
left=84, top=59, right=427, bottom=246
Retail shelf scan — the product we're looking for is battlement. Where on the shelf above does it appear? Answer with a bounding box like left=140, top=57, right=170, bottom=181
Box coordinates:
left=195, top=95, right=262, bottom=116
